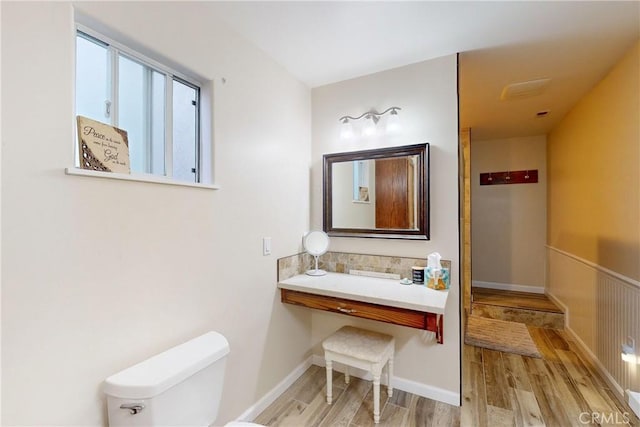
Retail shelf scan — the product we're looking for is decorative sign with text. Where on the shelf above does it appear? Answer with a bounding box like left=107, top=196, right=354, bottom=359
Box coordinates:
left=76, top=116, right=130, bottom=174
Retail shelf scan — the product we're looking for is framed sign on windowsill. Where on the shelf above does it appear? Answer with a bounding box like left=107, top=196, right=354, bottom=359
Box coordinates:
left=76, top=116, right=130, bottom=174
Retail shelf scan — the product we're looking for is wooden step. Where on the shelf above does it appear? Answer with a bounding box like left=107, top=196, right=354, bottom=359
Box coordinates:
left=471, top=287, right=564, bottom=329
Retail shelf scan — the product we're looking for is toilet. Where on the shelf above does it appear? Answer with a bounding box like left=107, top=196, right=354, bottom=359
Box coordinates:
left=103, top=331, right=263, bottom=427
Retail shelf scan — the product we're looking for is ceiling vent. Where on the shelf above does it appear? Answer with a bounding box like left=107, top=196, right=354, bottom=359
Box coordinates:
left=501, top=78, right=551, bottom=101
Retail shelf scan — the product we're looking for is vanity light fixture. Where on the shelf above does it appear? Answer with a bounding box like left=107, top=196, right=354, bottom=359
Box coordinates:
left=339, top=107, right=402, bottom=140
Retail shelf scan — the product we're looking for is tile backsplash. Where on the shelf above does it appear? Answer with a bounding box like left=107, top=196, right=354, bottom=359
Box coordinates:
left=277, top=251, right=451, bottom=281
left=277, top=252, right=312, bottom=281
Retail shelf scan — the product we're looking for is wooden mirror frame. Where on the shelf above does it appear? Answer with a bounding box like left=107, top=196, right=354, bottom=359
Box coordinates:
left=323, top=143, right=429, bottom=240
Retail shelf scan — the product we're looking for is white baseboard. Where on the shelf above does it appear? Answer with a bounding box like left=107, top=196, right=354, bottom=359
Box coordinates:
left=236, top=356, right=313, bottom=422
left=312, top=355, right=460, bottom=406
left=627, top=390, right=640, bottom=419
left=472, top=280, right=545, bottom=294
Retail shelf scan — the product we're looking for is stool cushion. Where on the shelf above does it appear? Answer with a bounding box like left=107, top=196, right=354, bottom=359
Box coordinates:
left=322, top=326, right=394, bottom=363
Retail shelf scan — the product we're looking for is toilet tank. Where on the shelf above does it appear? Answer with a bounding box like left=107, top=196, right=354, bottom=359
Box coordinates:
left=103, top=331, right=230, bottom=427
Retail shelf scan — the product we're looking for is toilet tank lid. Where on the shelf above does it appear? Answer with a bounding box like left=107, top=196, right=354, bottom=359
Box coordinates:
left=103, top=331, right=230, bottom=399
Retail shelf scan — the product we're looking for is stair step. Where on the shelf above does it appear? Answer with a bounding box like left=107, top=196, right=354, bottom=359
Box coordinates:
left=471, top=287, right=565, bottom=329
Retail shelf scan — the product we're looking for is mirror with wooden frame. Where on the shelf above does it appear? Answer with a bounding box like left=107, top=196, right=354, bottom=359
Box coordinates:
left=323, top=143, right=429, bottom=239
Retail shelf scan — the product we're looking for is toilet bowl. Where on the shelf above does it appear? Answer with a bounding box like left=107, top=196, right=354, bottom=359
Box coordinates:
left=103, top=331, right=264, bottom=427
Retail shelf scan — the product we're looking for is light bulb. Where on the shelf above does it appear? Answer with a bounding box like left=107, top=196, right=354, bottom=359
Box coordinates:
left=340, top=119, right=353, bottom=140
left=362, top=116, right=377, bottom=137
left=386, top=109, right=401, bottom=134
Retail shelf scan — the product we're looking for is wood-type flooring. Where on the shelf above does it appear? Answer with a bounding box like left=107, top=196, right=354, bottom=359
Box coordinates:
left=471, top=288, right=565, bottom=329
left=254, top=327, right=638, bottom=426
left=462, top=327, right=639, bottom=426
left=253, top=364, right=458, bottom=427
left=471, top=288, right=563, bottom=313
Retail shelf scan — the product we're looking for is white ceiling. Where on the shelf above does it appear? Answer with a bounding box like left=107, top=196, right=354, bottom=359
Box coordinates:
left=209, top=1, right=639, bottom=140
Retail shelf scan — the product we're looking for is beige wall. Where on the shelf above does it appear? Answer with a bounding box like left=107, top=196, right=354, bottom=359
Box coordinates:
left=1, top=2, right=312, bottom=425
left=471, top=135, right=547, bottom=290
left=548, top=41, right=639, bottom=281
left=311, top=55, right=460, bottom=401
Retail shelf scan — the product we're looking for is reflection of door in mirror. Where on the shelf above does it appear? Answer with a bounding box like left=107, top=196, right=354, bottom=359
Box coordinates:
left=375, top=157, right=417, bottom=229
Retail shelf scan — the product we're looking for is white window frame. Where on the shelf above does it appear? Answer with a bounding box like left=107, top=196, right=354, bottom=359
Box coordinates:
left=75, top=24, right=202, bottom=182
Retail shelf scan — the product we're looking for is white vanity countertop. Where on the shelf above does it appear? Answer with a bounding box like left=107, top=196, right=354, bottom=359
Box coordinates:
left=278, top=272, right=448, bottom=314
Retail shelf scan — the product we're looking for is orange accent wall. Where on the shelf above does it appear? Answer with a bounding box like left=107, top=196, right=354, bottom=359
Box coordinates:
left=548, top=41, right=640, bottom=281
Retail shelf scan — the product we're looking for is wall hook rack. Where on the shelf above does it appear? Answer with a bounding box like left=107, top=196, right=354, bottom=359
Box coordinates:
left=480, top=169, right=538, bottom=185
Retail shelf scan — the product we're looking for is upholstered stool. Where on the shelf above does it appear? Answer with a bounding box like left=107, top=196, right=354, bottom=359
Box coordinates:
left=322, top=326, right=394, bottom=424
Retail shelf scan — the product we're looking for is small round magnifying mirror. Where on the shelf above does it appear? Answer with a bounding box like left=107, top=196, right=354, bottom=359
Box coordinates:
left=303, top=231, right=330, bottom=276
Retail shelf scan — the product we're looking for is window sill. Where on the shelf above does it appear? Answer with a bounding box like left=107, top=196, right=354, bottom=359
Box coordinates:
left=65, top=168, right=220, bottom=190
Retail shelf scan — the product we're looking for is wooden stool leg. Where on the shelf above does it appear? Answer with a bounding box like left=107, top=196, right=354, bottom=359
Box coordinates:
left=344, top=366, right=350, bottom=384
left=373, top=372, right=381, bottom=423
left=325, top=358, right=333, bottom=404
left=387, top=356, right=394, bottom=397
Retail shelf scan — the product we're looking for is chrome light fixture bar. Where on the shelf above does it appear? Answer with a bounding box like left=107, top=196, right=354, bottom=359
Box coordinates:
left=339, top=107, right=402, bottom=139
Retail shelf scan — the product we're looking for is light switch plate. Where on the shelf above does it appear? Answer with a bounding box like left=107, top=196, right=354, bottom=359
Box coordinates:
left=263, top=237, right=271, bottom=256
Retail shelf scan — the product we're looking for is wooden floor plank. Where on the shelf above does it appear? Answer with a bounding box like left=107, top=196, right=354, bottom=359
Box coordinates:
left=296, top=366, right=345, bottom=405
left=486, top=405, right=515, bottom=427
left=502, top=352, right=533, bottom=392
left=297, top=385, right=347, bottom=427
left=349, top=384, right=390, bottom=426
left=522, top=357, right=573, bottom=427
left=376, top=403, right=409, bottom=427
left=546, top=359, right=593, bottom=420
left=387, top=389, right=413, bottom=408
left=318, top=377, right=371, bottom=427
left=461, top=345, right=488, bottom=427
left=527, top=326, right=561, bottom=362
left=431, top=400, right=461, bottom=427
left=556, top=348, right=619, bottom=416
left=543, top=328, right=570, bottom=351
left=509, top=388, right=545, bottom=427
left=555, top=329, right=617, bottom=391
left=481, top=349, right=511, bottom=410
left=407, top=395, right=435, bottom=427
left=254, top=398, right=307, bottom=426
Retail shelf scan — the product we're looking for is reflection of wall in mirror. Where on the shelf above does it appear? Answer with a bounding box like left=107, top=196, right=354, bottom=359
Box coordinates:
left=332, top=160, right=376, bottom=228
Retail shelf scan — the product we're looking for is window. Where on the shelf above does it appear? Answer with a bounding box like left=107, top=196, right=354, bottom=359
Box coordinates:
left=75, top=27, right=201, bottom=182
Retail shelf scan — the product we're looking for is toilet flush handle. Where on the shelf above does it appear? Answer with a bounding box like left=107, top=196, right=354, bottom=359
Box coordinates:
left=120, top=403, right=144, bottom=415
